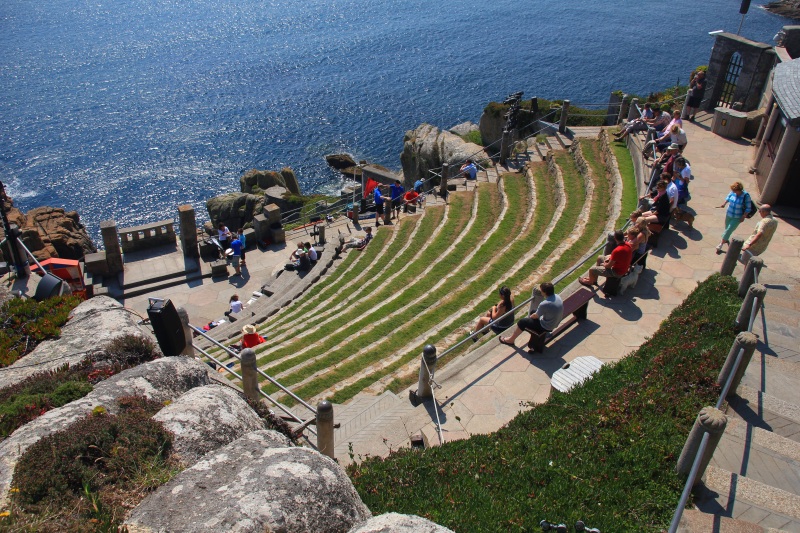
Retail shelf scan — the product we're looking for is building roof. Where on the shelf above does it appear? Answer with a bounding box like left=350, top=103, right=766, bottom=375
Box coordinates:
left=773, top=58, right=800, bottom=126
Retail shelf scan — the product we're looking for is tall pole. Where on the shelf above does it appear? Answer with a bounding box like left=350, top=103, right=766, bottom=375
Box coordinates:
left=0, top=181, right=28, bottom=279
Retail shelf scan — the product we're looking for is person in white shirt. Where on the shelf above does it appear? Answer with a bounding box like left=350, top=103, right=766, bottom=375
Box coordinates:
left=224, top=294, right=243, bottom=318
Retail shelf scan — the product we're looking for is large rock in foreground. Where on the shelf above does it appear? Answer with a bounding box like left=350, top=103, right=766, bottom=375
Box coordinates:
left=0, top=296, right=148, bottom=391
left=348, top=513, right=455, bottom=533
left=0, top=357, right=210, bottom=510
left=125, top=431, right=371, bottom=533
left=400, top=124, right=485, bottom=185
left=153, top=384, right=282, bottom=467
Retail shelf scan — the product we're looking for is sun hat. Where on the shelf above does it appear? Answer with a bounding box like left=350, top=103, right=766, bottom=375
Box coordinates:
left=668, top=143, right=680, bottom=150
left=242, top=324, right=257, bottom=335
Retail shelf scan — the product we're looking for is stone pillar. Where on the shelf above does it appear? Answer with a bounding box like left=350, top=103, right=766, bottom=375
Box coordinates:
left=352, top=202, right=359, bottom=224
left=178, top=204, right=199, bottom=258
left=738, top=256, right=764, bottom=297
left=760, top=125, right=800, bottom=205
left=680, top=89, right=692, bottom=119
left=415, top=345, right=437, bottom=400
left=735, top=283, right=766, bottom=332
left=500, top=130, right=512, bottom=166
left=717, top=332, right=758, bottom=393
left=316, top=400, right=334, bottom=459
left=240, top=348, right=260, bottom=403
left=317, top=224, right=326, bottom=245
left=627, top=98, right=639, bottom=122
left=383, top=190, right=392, bottom=225
left=176, top=306, right=195, bottom=357
left=559, top=100, right=570, bottom=134
left=617, top=95, right=629, bottom=125
left=252, top=214, right=268, bottom=244
left=753, top=103, right=780, bottom=170
left=720, top=238, right=744, bottom=276
left=754, top=99, right=775, bottom=146
left=439, top=164, right=449, bottom=201
left=100, top=220, right=123, bottom=274
left=676, top=407, right=728, bottom=483
left=264, top=203, right=281, bottom=225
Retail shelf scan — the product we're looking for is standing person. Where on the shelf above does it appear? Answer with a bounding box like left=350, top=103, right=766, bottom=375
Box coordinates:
left=685, top=70, right=707, bottom=121
left=472, top=286, right=515, bottom=340
left=229, top=234, right=243, bottom=276
left=460, top=159, right=478, bottom=181
left=578, top=230, right=632, bottom=287
left=389, top=180, right=404, bottom=219
left=373, top=186, right=384, bottom=227
left=741, top=204, right=778, bottom=261
left=224, top=294, right=243, bottom=318
left=500, top=282, right=563, bottom=347
left=715, top=181, right=752, bottom=255
left=237, top=228, right=247, bottom=266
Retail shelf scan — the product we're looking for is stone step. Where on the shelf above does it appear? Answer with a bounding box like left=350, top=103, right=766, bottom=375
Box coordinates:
left=696, top=465, right=800, bottom=530
left=730, top=385, right=800, bottom=445
left=678, top=508, right=782, bottom=532
left=554, top=131, right=573, bottom=148
left=117, top=268, right=208, bottom=299
left=121, top=259, right=202, bottom=290
left=334, top=391, right=402, bottom=443
left=741, top=354, right=800, bottom=407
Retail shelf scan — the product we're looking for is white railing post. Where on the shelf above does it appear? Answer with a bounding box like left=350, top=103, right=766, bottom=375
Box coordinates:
left=558, top=100, right=570, bottom=133
left=720, top=237, right=744, bottom=276
left=412, top=345, right=437, bottom=404
left=627, top=98, right=639, bottom=122
left=617, top=94, right=629, bottom=124
left=316, top=400, right=334, bottom=459
left=738, top=256, right=764, bottom=297
left=716, top=332, right=758, bottom=396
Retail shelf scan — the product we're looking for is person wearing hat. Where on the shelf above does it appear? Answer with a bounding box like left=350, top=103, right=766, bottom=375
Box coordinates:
left=241, top=324, right=266, bottom=349
left=654, top=143, right=681, bottom=175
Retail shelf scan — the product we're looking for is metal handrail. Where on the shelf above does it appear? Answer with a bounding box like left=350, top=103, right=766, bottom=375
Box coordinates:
left=190, top=324, right=318, bottom=419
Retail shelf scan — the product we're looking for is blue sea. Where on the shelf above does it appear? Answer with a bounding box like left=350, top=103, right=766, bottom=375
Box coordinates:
left=0, top=0, right=787, bottom=240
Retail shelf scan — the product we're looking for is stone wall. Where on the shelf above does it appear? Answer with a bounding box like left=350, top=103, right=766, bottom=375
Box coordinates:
left=705, top=33, right=777, bottom=112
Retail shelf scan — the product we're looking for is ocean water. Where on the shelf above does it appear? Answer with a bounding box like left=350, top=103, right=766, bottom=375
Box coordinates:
left=0, top=0, right=787, bottom=239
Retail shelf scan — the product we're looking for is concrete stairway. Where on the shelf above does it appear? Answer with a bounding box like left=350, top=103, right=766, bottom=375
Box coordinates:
left=688, top=268, right=800, bottom=532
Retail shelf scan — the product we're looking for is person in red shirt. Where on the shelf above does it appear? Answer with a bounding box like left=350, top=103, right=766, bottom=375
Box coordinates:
left=403, top=189, right=420, bottom=212
left=579, top=230, right=632, bottom=287
left=240, top=324, right=266, bottom=349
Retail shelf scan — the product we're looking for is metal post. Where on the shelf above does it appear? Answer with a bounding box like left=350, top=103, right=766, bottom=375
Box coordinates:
left=617, top=95, right=629, bottom=125
left=176, top=307, right=195, bottom=357
left=717, top=331, right=758, bottom=393
left=383, top=188, right=392, bottom=225
left=720, top=238, right=744, bottom=276
left=500, top=129, right=512, bottom=166
left=735, top=283, right=766, bottom=331
left=415, top=345, right=437, bottom=400
left=738, top=256, right=764, bottom=297
left=0, top=181, right=29, bottom=279
left=530, top=96, right=538, bottom=115
left=558, top=100, right=570, bottom=134
left=352, top=202, right=359, bottom=224
left=316, top=400, right=334, bottom=459
left=676, top=406, right=727, bottom=481
left=240, top=348, right=260, bottom=402
left=317, top=224, right=326, bottom=245
left=439, top=164, right=449, bottom=202
left=680, top=90, right=693, bottom=120
left=626, top=98, right=639, bottom=122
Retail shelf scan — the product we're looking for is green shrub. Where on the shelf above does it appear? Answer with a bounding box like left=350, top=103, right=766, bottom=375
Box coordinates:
left=350, top=275, right=740, bottom=532
left=460, top=130, right=483, bottom=146
left=0, top=295, right=83, bottom=367
left=9, top=396, right=176, bottom=531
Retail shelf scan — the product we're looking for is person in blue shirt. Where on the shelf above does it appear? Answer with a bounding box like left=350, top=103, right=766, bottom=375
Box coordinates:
left=716, top=181, right=752, bottom=255
left=460, top=159, right=478, bottom=181
left=373, top=187, right=384, bottom=227
left=237, top=228, right=247, bottom=266
left=414, top=178, right=424, bottom=193
left=230, top=237, right=243, bottom=275
left=389, top=180, right=404, bottom=219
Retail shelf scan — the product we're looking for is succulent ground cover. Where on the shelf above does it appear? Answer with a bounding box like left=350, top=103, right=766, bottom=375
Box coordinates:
left=349, top=274, right=740, bottom=532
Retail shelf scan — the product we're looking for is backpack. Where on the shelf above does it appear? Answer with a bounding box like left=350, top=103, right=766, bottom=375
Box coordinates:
left=744, top=192, right=758, bottom=219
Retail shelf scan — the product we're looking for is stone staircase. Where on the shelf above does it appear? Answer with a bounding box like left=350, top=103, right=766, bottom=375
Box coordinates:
left=685, top=268, right=800, bottom=532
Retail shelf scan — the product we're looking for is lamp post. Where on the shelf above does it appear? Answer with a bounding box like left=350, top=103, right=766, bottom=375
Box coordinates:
left=0, top=181, right=28, bottom=279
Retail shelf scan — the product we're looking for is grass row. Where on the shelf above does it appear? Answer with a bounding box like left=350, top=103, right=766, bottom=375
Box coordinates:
left=349, top=274, right=740, bottom=532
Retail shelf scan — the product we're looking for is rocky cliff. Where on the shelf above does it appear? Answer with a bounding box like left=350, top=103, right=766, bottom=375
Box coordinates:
left=400, top=124, right=485, bottom=184
left=0, top=198, right=96, bottom=261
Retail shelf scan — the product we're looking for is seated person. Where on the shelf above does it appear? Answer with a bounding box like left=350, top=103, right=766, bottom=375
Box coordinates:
left=647, top=107, right=672, bottom=134
left=673, top=157, right=691, bottom=204
left=240, top=324, right=266, bottom=349
left=460, top=159, right=478, bottom=181
left=403, top=189, right=420, bottom=212
left=614, top=103, right=653, bottom=141
left=500, top=282, right=563, bottom=346
left=290, top=242, right=307, bottom=261
left=305, top=242, right=318, bottom=263
left=335, top=226, right=373, bottom=255
left=579, top=230, right=632, bottom=287
left=224, top=294, right=243, bottom=318
left=638, top=180, right=672, bottom=225
left=472, top=286, right=515, bottom=340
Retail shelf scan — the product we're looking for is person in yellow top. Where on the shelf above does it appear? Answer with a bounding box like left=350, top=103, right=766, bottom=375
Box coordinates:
left=741, top=204, right=778, bottom=262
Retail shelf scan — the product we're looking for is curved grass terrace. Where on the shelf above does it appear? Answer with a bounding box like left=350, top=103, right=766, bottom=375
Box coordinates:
left=207, top=135, right=636, bottom=408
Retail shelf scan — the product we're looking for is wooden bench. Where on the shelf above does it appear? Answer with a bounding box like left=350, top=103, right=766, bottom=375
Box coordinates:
left=525, top=288, right=593, bottom=353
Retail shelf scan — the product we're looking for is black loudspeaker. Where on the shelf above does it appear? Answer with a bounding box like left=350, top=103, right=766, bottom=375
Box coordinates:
left=147, top=298, right=186, bottom=356
left=739, top=0, right=750, bottom=14
left=33, top=273, right=69, bottom=302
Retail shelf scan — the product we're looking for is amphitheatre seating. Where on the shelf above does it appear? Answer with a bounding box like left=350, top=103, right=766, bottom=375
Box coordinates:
left=524, top=288, right=593, bottom=353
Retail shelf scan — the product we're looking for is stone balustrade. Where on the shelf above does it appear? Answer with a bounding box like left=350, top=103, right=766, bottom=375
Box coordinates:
left=118, top=219, right=176, bottom=253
